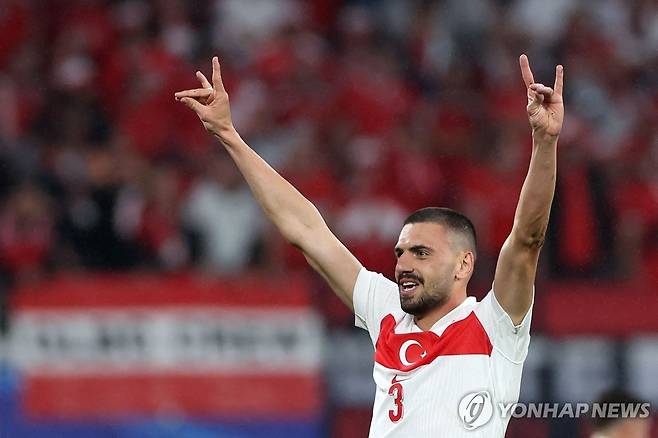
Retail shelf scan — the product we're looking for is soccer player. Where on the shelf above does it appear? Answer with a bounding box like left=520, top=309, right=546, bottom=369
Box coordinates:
left=175, top=54, right=564, bottom=437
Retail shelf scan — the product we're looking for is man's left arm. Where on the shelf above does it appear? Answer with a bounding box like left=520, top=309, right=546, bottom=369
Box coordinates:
left=494, top=54, right=564, bottom=325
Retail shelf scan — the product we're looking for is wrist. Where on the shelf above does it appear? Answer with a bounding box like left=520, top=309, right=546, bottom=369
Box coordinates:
left=214, top=125, right=240, bottom=145
left=532, top=129, right=559, bottom=146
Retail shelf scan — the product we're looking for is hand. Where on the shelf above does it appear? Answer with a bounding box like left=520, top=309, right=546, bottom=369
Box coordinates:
left=519, top=54, right=564, bottom=140
left=175, top=57, right=235, bottom=140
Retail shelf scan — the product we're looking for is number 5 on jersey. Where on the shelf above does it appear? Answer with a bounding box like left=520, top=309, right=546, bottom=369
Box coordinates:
left=388, top=376, right=404, bottom=422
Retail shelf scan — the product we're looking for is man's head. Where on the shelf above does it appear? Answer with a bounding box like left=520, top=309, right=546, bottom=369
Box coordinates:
left=591, top=389, right=652, bottom=438
left=394, top=207, right=477, bottom=317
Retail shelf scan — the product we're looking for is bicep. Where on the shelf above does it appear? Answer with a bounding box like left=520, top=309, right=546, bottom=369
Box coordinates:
left=493, top=233, right=541, bottom=325
left=299, top=224, right=362, bottom=311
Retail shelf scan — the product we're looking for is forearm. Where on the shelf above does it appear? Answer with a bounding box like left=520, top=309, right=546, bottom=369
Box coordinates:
left=175, top=59, right=362, bottom=308
left=218, top=128, right=326, bottom=246
left=511, top=132, right=558, bottom=247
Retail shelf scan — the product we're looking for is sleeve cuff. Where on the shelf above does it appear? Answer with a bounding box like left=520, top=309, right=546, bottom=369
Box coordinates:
left=490, top=282, right=534, bottom=334
left=353, top=267, right=370, bottom=330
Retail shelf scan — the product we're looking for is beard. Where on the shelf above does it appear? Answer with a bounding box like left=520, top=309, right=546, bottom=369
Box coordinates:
left=399, top=277, right=451, bottom=317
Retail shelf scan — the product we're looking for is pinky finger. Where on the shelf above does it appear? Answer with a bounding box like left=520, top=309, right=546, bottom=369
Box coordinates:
left=180, top=97, right=205, bottom=115
left=174, top=88, right=213, bottom=100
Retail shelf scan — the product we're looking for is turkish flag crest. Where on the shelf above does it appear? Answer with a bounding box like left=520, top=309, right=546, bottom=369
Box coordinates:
left=374, top=312, right=493, bottom=371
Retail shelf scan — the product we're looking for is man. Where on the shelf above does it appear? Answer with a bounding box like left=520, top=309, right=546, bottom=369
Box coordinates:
left=590, top=389, right=652, bottom=438
left=175, top=54, right=563, bottom=437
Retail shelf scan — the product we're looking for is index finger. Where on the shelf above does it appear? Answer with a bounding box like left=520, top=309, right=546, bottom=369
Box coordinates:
left=519, top=54, right=535, bottom=88
left=211, top=56, right=225, bottom=91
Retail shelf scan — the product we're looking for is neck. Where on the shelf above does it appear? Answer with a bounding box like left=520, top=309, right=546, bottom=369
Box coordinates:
left=414, top=287, right=468, bottom=331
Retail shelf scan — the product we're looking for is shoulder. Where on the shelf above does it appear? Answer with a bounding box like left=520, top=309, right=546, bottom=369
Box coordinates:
left=354, top=268, right=398, bottom=294
left=473, top=287, right=534, bottom=363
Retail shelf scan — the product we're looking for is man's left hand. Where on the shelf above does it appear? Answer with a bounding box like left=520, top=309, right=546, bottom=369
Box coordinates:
left=519, top=54, right=564, bottom=140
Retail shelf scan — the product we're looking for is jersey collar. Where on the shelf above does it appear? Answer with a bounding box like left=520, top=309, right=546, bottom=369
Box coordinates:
left=421, top=296, right=477, bottom=335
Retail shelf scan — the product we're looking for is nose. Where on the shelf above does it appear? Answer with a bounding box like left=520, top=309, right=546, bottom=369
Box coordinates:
left=395, top=252, right=414, bottom=279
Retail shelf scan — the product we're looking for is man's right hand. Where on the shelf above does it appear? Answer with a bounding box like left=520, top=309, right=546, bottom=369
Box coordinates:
left=175, top=56, right=235, bottom=142
left=174, top=56, right=362, bottom=311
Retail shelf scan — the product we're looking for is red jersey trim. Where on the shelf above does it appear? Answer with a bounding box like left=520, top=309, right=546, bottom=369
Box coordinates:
left=374, top=311, right=493, bottom=372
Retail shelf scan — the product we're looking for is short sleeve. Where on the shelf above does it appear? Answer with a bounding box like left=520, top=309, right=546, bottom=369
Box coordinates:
left=474, top=285, right=534, bottom=363
left=353, top=268, right=400, bottom=344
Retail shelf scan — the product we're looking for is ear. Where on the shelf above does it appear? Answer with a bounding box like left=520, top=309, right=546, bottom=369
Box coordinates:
left=455, top=251, right=475, bottom=281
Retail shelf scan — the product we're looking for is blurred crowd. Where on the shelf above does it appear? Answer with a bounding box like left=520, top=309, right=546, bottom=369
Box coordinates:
left=0, top=0, right=657, bottom=312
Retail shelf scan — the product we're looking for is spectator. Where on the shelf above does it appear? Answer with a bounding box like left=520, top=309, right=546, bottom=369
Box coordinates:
left=183, top=152, right=264, bottom=274
left=137, top=163, right=190, bottom=270
left=59, top=147, right=145, bottom=269
left=0, top=183, right=54, bottom=286
left=590, top=388, right=652, bottom=438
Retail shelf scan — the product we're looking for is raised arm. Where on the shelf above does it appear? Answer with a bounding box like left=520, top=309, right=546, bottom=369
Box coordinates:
left=175, top=57, right=362, bottom=309
left=493, top=54, right=564, bottom=324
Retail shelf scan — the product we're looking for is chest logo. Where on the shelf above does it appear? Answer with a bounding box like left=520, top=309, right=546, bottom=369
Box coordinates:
left=399, top=340, right=427, bottom=366
left=375, top=312, right=493, bottom=371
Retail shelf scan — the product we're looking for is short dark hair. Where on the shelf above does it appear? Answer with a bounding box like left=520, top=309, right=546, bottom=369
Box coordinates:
left=403, top=207, right=477, bottom=256
left=592, top=388, right=649, bottom=430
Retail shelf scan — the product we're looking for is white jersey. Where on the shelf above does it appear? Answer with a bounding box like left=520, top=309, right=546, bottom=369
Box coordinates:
left=353, top=268, right=533, bottom=437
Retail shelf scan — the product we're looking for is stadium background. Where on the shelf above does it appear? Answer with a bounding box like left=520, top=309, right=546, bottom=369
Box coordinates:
left=0, top=0, right=656, bottom=437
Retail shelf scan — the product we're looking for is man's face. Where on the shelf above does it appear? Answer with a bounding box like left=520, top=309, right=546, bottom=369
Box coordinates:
left=611, top=417, right=652, bottom=438
left=394, top=222, right=461, bottom=316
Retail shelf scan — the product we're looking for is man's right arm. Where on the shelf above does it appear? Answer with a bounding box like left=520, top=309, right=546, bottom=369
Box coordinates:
left=219, top=128, right=362, bottom=310
left=175, top=57, right=362, bottom=309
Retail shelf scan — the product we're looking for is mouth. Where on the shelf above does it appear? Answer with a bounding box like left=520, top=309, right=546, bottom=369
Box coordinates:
left=398, top=277, right=422, bottom=298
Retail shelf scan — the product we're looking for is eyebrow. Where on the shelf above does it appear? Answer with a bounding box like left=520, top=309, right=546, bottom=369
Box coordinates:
left=394, top=245, right=434, bottom=257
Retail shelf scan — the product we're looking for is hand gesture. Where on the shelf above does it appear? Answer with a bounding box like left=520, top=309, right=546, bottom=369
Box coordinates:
left=175, top=57, right=234, bottom=140
left=519, top=54, right=564, bottom=139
